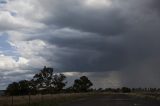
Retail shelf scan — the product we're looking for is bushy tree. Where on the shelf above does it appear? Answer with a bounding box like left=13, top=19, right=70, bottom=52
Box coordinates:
left=33, top=66, right=67, bottom=93
left=19, top=80, right=30, bottom=95
left=6, top=82, right=20, bottom=96
left=52, top=73, right=67, bottom=93
left=33, top=66, right=54, bottom=90
left=6, top=66, right=67, bottom=95
left=73, top=76, right=93, bottom=92
left=5, top=80, right=31, bottom=95
left=121, top=87, right=131, bottom=93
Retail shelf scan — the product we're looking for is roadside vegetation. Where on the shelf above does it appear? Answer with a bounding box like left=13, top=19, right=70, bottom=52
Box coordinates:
left=5, top=66, right=93, bottom=96
left=129, top=93, right=160, bottom=101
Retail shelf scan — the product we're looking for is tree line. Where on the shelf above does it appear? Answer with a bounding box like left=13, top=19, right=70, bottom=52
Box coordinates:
left=5, top=66, right=93, bottom=96
left=95, top=87, right=160, bottom=93
left=5, top=66, right=160, bottom=96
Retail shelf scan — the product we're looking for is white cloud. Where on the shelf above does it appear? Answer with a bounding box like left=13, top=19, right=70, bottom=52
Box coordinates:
left=8, top=39, right=53, bottom=69
left=6, top=0, right=46, bottom=21
left=0, top=0, right=45, bottom=32
left=85, top=0, right=112, bottom=8
left=0, top=11, right=44, bottom=31
left=0, top=54, right=29, bottom=71
left=9, top=39, right=46, bottom=57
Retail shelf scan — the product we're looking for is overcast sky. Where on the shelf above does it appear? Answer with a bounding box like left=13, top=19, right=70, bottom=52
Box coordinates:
left=0, top=0, right=160, bottom=90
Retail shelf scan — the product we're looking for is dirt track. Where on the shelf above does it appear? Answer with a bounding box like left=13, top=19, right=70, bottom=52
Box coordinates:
left=64, top=94, right=160, bottom=106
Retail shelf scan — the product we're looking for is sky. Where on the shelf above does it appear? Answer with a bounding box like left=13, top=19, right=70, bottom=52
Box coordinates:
left=0, top=0, right=160, bottom=90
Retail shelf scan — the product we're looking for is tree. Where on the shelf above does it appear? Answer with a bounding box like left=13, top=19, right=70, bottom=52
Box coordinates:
left=73, top=76, right=93, bottom=92
left=121, top=87, right=131, bottom=93
left=29, top=79, right=38, bottom=94
left=6, top=82, right=20, bottom=96
left=33, top=66, right=67, bottom=93
left=52, top=73, right=67, bottom=93
left=5, top=66, right=67, bottom=95
left=5, top=80, right=31, bottom=96
left=33, top=66, right=54, bottom=90
left=19, top=80, right=30, bottom=95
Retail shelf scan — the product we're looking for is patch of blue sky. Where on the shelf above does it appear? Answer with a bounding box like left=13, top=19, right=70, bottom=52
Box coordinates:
left=0, top=0, right=7, bottom=5
left=10, top=11, right=17, bottom=16
left=0, top=0, right=7, bottom=4
left=0, top=33, right=20, bottom=59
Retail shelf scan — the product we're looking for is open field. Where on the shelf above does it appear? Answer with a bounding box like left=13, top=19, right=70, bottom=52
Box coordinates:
left=0, top=93, right=160, bottom=106
left=63, top=94, right=160, bottom=106
left=0, top=93, right=93, bottom=106
left=129, top=93, right=160, bottom=101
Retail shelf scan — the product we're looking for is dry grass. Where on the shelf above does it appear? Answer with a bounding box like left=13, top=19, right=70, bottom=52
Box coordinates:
left=0, top=93, right=94, bottom=106
left=128, top=93, right=160, bottom=101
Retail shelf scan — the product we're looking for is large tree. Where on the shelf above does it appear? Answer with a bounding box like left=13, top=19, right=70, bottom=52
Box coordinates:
left=6, top=82, right=20, bottom=96
left=73, top=76, right=93, bottom=92
left=5, top=80, right=31, bottom=95
left=18, top=80, right=30, bottom=95
left=5, top=66, right=67, bottom=95
left=52, top=73, right=67, bottom=93
left=121, top=87, right=131, bottom=93
left=33, top=66, right=54, bottom=90
left=33, top=66, right=67, bottom=93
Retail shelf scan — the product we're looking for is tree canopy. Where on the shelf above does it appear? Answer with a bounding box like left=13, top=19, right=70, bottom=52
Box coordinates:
left=6, top=66, right=67, bottom=95
left=73, top=76, right=93, bottom=92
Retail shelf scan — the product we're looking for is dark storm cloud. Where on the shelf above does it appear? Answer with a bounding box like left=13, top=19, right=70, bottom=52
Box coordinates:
left=3, top=0, right=159, bottom=88
left=40, top=0, right=128, bottom=35
left=52, top=46, right=126, bottom=72
left=19, top=0, right=160, bottom=71
left=25, top=0, right=160, bottom=74
left=21, top=0, right=130, bottom=72
left=28, top=28, right=127, bottom=72
left=149, top=0, right=160, bottom=11
left=43, top=0, right=160, bottom=87
left=51, top=10, right=127, bottom=35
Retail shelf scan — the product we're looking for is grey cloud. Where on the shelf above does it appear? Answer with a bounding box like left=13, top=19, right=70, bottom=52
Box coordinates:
left=37, top=0, right=160, bottom=87
left=26, top=28, right=127, bottom=72
left=1, top=0, right=160, bottom=88
left=22, top=0, right=160, bottom=73
left=149, top=0, right=160, bottom=11
left=64, top=71, right=122, bottom=88
left=40, top=0, right=128, bottom=35
left=0, top=70, right=35, bottom=89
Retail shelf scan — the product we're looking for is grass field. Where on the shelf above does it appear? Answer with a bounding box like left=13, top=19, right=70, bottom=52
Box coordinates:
left=128, top=93, right=160, bottom=101
left=0, top=93, right=96, bottom=106
left=0, top=93, right=160, bottom=106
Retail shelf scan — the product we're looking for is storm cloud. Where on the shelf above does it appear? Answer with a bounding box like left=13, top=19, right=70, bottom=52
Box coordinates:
left=0, top=0, right=160, bottom=89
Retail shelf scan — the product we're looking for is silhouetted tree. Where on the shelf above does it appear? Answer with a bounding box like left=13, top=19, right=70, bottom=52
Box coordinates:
left=97, top=88, right=103, bottom=92
left=33, top=66, right=67, bottom=94
left=6, top=82, right=20, bottom=96
left=6, top=66, right=67, bottom=95
left=121, top=87, right=131, bottom=93
left=73, top=76, right=93, bottom=92
left=33, top=66, right=54, bottom=90
left=5, top=80, right=32, bottom=95
left=19, top=80, right=30, bottom=95
left=52, top=73, right=67, bottom=93
left=65, top=86, right=74, bottom=93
